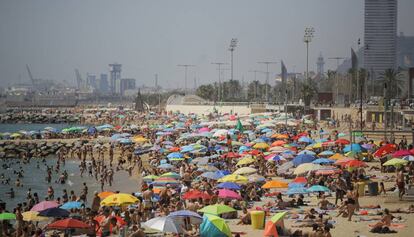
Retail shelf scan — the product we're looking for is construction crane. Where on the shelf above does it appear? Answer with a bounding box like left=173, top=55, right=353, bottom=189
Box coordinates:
left=26, top=64, right=36, bottom=87
left=74, top=69, right=83, bottom=90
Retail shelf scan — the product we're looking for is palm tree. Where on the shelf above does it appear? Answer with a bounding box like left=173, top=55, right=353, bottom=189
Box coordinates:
left=301, top=81, right=317, bottom=106
left=379, top=69, right=403, bottom=99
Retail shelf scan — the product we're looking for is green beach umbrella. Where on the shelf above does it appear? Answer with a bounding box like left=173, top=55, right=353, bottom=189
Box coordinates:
left=235, top=119, right=244, bottom=132
left=200, top=214, right=232, bottom=237
left=383, top=158, right=408, bottom=167
left=0, top=212, right=16, bottom=220
left=198, top=204, right=236, bottom=215
left=270, top=211, right=287, bottom=223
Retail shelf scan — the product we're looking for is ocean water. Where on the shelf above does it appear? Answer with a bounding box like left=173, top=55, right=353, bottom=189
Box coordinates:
left=0, top=123, right=78, bottom=133
left=0, top=157, right=138, bottom=210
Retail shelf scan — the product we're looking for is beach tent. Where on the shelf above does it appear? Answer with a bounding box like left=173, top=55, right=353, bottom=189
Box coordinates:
left=200, top=214, right=232, bottom=237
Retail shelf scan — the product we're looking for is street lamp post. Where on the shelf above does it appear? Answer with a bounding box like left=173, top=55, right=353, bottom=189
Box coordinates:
left=258, top=61, right=278, bottom=103
left=177, top=64, right=195, bottom=95
left=229, top=39, right=238, bottom=82
left=212, top=62, right=229, bottom=103
left=303, top=27, right=315, bottom=82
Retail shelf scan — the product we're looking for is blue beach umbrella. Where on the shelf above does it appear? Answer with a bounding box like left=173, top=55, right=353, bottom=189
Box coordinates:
left=167, top=152, right=184, bottom=159
left=318, top=150, right=335, bottom=156
left=298, top=136, right=314, bottom=143
left=292, top=154, right=316, bottom=166
left=307, top=185, right=330, bottom=193
left=286, top=187, right=308, bottom=195
left=60, top=201, right=83, bottom=210
left=38, top=208, right=69, bottom=217
left=298, top=150, right=316, bottom=156
left=343, top=144, right=364, bottom=153
left=312, top=158, right=335, bottom=164
left=217, top=182, right=241, bottom=190
left=201, top=172, right=224, bottom=180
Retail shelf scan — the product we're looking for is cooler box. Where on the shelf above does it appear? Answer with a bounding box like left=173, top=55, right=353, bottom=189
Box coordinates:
left=357, top=181, right=366, bottom=196
left=250, top=210, right=265, bottom=229
left=368, top=182, right=379, bottom=196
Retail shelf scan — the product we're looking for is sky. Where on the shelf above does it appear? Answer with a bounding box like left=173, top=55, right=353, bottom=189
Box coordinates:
left=0, top=0, right=413, bottom=89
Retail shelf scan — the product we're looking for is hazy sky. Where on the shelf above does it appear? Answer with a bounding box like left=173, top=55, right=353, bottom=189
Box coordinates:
left=1, top=0, right=414, bottom=89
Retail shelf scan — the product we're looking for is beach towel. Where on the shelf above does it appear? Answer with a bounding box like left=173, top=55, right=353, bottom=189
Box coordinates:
left=368, top=224, right=406, bottom=229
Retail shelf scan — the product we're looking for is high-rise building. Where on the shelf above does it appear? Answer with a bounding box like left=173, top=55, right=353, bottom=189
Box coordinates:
left=86, top=74, right=97, bottom=90
left=364, top=0, right=397, bottom=80
left=109, top=64, right=122, bottom=94
left=99, top=74, right=109, bottom=93
left=120, top=78, right=136, bottom=95
left=316, top=53, right=325, bottom=76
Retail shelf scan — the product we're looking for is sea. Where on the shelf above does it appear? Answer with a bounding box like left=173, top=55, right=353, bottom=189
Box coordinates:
left=0, top=123, right=139, bottom=210
left=0, top=157, right=138, bottom=210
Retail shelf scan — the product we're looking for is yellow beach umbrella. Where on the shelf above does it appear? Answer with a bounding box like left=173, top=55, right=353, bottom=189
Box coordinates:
left=133, top=136, right=148, bottom=143
left=236, top=157, right=255, bottom=166
left=218, top=174, right=248, bottom=184
left=22, top=211, right=49, bottom=222
left=100, top=193, right=138, bottom=206
left=312, top=142, right=322, bottom=149
left=233, top=167, right=257, bottom=175
left=329, top=153, right=346, bottom=160
left=253, top=143, right=269, bottom=150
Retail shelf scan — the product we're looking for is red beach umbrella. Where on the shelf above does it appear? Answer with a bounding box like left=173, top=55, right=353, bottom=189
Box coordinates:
left=182, top=190, right=211, bottom=200
left=47, top=218, right=90, bottom=229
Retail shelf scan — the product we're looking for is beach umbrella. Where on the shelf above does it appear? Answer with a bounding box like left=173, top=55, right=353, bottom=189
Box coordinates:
left=218, top=189, right=242, bottom=200
left=98, top=191, right=115, bottom=199
left=248, top=173, right=266, bottom=183
left=238, top=145, right=251, bottom=153
left=47, top=218, right=90, bottom=230
left=403, top=155, right=414, bottom=161
left=271, top=140, right=286, bottom=147
left=182, top=190, right=211, bottom=200
left=294, top=163, right=323, bottom=175
left=392, top=150, right=412, bottom=158
left=167, top=152, right=184, bottom=159
left=298, top=136, right=313, bottom=143
left=22, top=211, right=49, bottom=222
left=38, top=208, right=70, bottom=217
left=383, top=158, right=409, bottom=167
left=218, top=174, right=248, bottom=184
left=277, top=161, right=294, bottom=174
left=132, top=136, right=148, bottom=143
left=200, top=214, right=232, bottom=237
left=312, top=158, right=334, bottom=164
left=168, top=210, right=203, bottom=225
left=292, top=177, right=307, bottom=183
left=334, top=158, right=355, bottom=165
left=374, top=144, right=397, bottom=157
left=236, top=157, right=255, bottom=166
left=272, top=133, right=289, bottom=139
left=144, top=216, right=184, bottom=234
left=201, top=171, right=225, bottom=180
left=262, top=180, right=288, bottom=189
left=269, top=146, right=287, bottom=153
left=315, top=168, right=342, bottom=176
left=198, top=204, right=236, bottom=215
left=264, top=153, right=282, bottom=161
left=0, top=212, right=16, bottom=220
left=253, top=142, right=269, bottom=150
left=335, top=139, right=350, bottom=145
left=160, top=172, right=181, bottom=179
left=158, top=163, right=174, bottom=169
left=217, top=182, right=241, bottom=190
left=221, top=152, right=241, bottom=159
left=233, top=167, right=257, bottom=175
left=143, top=175, right=159, bottom=181
left=318, top=150, right=335, bottom=156
left=31, top=201, right=59, bottom=212
left=286, top=187, right=308, bottom=195
left=213, top=129, right=228, bottom=137
left=100, top=193, right=138, bottom=206
left=94, top=215, right=127, bottom=227
left=344, top=160, right=367, bottom=168
left=60, top=201, right=83, bottom=210
left=307, top=185, right=330, bottom=193
left=329, top=153, right=346, bottom=160
left=298, top=150, right=316, bottom=156
left=343, top=144, right=364, bottom=153
left=153, top=177, right=180, bottom=186
left=180, top=145, right=195, bottom=153
left=293, top=154, right=315, bottom=166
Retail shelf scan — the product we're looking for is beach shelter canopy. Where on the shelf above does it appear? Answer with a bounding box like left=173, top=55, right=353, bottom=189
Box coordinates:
left=200, top=214, right=232, bottom=237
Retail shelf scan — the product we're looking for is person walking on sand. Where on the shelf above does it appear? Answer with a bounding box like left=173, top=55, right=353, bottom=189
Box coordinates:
left=397, top=167, right=405, bottom=200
